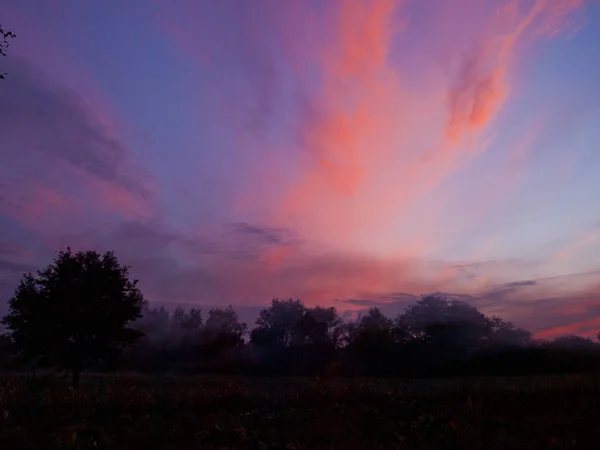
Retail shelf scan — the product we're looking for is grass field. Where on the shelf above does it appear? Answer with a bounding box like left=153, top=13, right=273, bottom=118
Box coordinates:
left=1, top=373, right=599, bottom=449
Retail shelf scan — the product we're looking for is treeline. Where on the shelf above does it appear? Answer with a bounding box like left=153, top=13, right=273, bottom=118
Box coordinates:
left=112, top=295, right=600, bottom=377
left=3, top=249, right=598, bottom=382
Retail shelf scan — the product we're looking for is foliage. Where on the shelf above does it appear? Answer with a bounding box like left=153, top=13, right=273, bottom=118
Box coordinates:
left=250, top=299, right=344, bottom=375
left=2, top=257, right=599, bottom=378
left=203, top=306, right=246, bottom=342
left=0, top=24, right=16, bottom=79
left=124, top=303, right=249, bottom=373
left=1, top=248, right=145, bottom=387
left=109, top=293, right=600, bottom=378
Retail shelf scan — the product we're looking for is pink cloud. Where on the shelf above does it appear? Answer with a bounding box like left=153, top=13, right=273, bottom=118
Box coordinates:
left=535, top=316, right=600, bottom=340
left=157, top=0, right=588, bottom=306
left=0, top=183, right=72, bottom=227
left=550, top=226, right=600, bottom=264
left=256, top=0, right=585, bottom=268
left=66, top=164, right=153, bottom=221
left=444, top=0, right=582, bottom=143
left=159, top=0, right=586, bottom=275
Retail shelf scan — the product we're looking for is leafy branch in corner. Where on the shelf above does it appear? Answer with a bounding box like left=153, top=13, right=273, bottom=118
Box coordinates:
left=0, top=24, right=16, bottom=79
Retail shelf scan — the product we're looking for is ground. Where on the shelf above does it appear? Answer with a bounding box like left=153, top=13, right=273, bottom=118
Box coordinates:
left=0, top=373, right=599, bottom=449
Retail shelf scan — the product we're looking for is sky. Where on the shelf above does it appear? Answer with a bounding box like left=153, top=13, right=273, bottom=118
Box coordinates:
left=1, top=0, right=599, bottom=339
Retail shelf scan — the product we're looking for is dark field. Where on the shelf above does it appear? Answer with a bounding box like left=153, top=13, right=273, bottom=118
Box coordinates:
left=1, top=373, right=600, bottom=449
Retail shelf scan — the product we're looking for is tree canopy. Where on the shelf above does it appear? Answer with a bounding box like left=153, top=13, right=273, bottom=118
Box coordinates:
left=1, top=248, right=145, bottom=388
left=1, top=259, right=598, bottom=380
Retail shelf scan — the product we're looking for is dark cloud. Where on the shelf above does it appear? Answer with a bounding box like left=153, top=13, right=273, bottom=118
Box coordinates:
left=226, top=222, right=296, bottom=246
left=338, top=299, right=385, bottom=307
left=338, top=293, right=421, bottom=308
left=212, top=222, right=299, bottom=263
left=337, top=294, right=428, bottom=319
left=388, top=292, right=421, bottom=302
left=451, top=260, right=497, bottom=269
left=1, top=59, right=127, bottom=185
left=504, top=280, right=537, bottom=288
left=0, top=56, right=153, bottom=225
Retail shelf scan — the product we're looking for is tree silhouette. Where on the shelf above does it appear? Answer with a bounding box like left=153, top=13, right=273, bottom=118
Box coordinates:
left=400, top=294, right=487, bottom=339
left=1, top=248, right=145, bottom=388
left=200, top=306, right=247, bottom=365
left=203, top=307, right=246, bottom=341
left=251, top=298, right=307, bottom=348
left=0, top=24, right=16, bottom=79
left=343, top=307, right=401, bottom=375
left=301, top=306, right=344, bottom=347
left=486, top=316, right=531, bottom=348
left=170, top=307, right=203, bottom=356
left=251, top=299, right=343, bottom=374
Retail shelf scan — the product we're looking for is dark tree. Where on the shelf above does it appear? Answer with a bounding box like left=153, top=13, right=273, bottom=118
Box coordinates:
left=251, top=299, right=343, bottom=375
left=1, top=248, right=145, bottom=388
left=251, top=298, right=307, bottom=348
left=486, top=316, right=531, bottom=348
left=301, top=306, right=344, bottom=347
left=170, top=307, right=203, bottom=353
left=400, top=294, right=487, bottom=339
left=343, top=307, right=400, bottom=375
left=0, top=334, right=13, bottom=368
left=200, top=306, right=247, bottom=361
left=0, top=24, right=16, bottom=79
left=123, top=305, right=172, bottom=371
left=547, top=335, right=598, bottom=351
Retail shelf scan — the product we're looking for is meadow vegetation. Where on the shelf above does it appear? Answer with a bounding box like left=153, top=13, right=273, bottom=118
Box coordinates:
left=1, top=373, right=600, bottom=449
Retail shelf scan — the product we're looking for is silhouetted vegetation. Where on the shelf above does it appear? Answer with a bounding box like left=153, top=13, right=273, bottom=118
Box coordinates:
left=2, top=248, right=600, bottom=380
left=1, top=249, right=145, bottom=388
left=96, top=295, right=599, bottom=378
left=0, top=24, right=15, bottom=79
left=116, top=295, right=600, bottom=378
left=2, top=250, right=600, bottom=448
